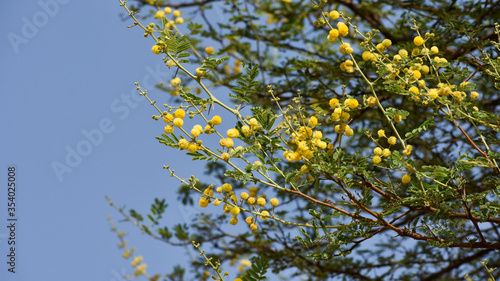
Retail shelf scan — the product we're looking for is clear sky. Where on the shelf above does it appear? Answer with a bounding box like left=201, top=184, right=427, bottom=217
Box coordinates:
left=0, top=1, right=213, bottom=280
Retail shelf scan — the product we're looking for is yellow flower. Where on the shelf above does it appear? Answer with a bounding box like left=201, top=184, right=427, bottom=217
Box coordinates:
left=329, top=98, right=340, bottom=108
left=199, top=198, right=209, bottom=208
left=152, top=45, right=161, bottom=54
left=398, top=49, right=408, bottom=58
left=339, top=42, right=353, bottom=54
left=173, top=118, right=184, bottom=128
left=178, top=139, right=189, bottom=149
left=222, top=183, right=232, bottom=192
left=205, top=46, right=214, bottom=54
left=211, top=115, right=222, bottom=125
left=372, top=155, right=382, bottom=164
left=241, top=260, right=251, bottom=267
left=270, top=198, right=279, bottom=207
left=166, top=60, right=176, bottom=67
left=171, top=77, right=182, bottom=86
left=367, top=96, right=378, bottom=107
left=229, top=217, right=238, bottom=225
left=122, top=249, right=131, bottom=259
left=373, top=147, right=382, bottom=155
left=308, top=116, right=318, bottom=127
left=382, top=148, right=391, bottom=157
left=430, top=46, right=439, bottom=54
left=173, top=9, right=181, bottom=17
left=154, top=10, right=165, bottom=19
left=337, top=22, right=348, bottom=36
left=163, top=113, right=173, bottom=123
left=427, top=88, right=439, bottom=99
left=409, top=86, right=419, bottom=95
left=260, top=210, right=270, bottom=220
left=387, top=136, right=397, bottom=145
left=257, top=197, right=266, bottom=207
left=187, top=142, right=198, bottom=153
left=134, top=263, right=147, bottom=276
left=247, top=197, right=256, bottom=204
left=345, top=98, right=359, bottom=109
left=245, top=217, right=253, bottom=225
left=328, top=29, right=339, bottom=41
left=227, top=128, right=239, bottom=138
left=164, top=125, right=174, bottom=134
left=377, top=129, right=386, bottom=138
left=329, top=10, right=339, bottom=20
left=191, top=127, right=202, bottom=138
left=382, top=39, right=392, bottom=48
left=231, top=206, right=241, bottom=216
left=175, top=17, right=184, bottom=24
left=240, top=192, right=249, bottom=200
left=131, top=256, right=143, bottom=267
left=164, top=7, right=172, bottom=14
left=250, top=223, right=258, bottom=231
left=413, top=36, right=424, bottom=46
left=470, top=91, right=479, bottom=100
left=402, top=174, right=411, bottom=184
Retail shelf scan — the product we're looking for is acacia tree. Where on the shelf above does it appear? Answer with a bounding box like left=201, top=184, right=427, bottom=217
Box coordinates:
left=108, top=0, right=500, bottom=280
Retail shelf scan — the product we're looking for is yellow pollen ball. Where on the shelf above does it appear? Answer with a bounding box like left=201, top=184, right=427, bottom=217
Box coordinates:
left=229, top=217, right=238, bottom=225
left=211, top=115, right=222, bottom=125
left=152, top=45, right=161, bottom=54
left=173, top=118, right=184, bottom=128
left=205, top=46, right=214, bottom=54
left=230, top=206, right=241, bottom=216
left=329, top=10, right=339, bottom=19
left=175, top=17, right=184, bottom=24
left=199, top=198, right=209, bottom=208
left=174, top=109, right=185, bottom=119
left=377, top=129, right=386, bottom=138
left=173, top=10, right=181, bottom=17
left=227, top=128, right=239, bottom=138
left=154, top=10, right=165, bottom=19
left=178, top=139, right=189, bottom=149
left=372, top=155, right=382, bottom=164
left=164, top=125, right=174, bottom=134
left=187, top=143, right=198, bottom=153
left=270, top=198, right=279, bottom=207
left=163, top=113, right=173, bottom=123
left=337, top=22, right=348, bottom=36
left=245, top=217, right=253, bottom=225
left=414, top=36, right=424, bottom=46
left=260, top=210, right=270, bottom=220
left=308, top=116, right=318, bottom=127
left=257, top=197, right=266, bottom=207
left=402, top=174, right=411, bottom=184
left=222, top=183, right=232, bottom=192
left=241, top=192, right=249, bottom=200
left=388, top=136, right=397, bottom=145
left=328, top=29, right=339, bottom=41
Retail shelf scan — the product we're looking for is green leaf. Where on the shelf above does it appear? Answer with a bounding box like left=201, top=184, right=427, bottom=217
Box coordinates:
left=405, top=117, right=434, bottom=139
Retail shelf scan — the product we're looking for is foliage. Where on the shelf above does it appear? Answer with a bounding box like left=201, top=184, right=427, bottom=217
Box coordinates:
left=109, top=0, right=500, bottom=280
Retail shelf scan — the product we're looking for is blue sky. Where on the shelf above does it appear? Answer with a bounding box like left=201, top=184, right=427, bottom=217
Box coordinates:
left=0, top=1, right=215, bottom=280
